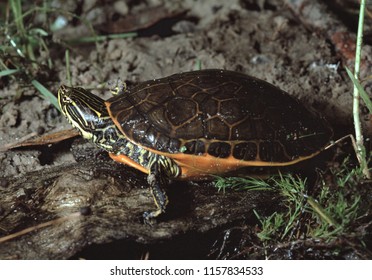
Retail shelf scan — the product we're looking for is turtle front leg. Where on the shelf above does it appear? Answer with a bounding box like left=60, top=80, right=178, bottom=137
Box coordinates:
left=143, top=155, right=180, bottom=224
left=143, top=161, right=169, bottom=224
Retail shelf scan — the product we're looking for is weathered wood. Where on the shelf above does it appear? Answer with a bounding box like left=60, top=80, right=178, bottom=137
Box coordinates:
left=0, top=149, right=278, bottom=259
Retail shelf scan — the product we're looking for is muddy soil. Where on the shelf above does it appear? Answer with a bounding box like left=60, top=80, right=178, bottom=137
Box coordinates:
left=0, top=0, right=371, bottom=259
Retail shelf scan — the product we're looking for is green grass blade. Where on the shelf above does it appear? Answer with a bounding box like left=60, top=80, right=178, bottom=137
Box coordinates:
left=65, top=49, right=71, bottom=86
left=10, top=0, right=26, bottom=36
left=194, top=59, right=202, bottom=71
left=31, top=80, right=60, bottom=112
left=346, top=66, right=372, bottom=113
left=0, top=69, right=20, bottom=77
left=307, top=196, right=338, bottom=227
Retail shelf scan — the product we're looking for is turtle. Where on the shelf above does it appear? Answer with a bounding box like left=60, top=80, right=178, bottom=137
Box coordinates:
left=57, top=69, right=332, bottom=223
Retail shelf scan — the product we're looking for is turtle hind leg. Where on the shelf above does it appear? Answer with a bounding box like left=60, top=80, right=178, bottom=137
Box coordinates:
left=143, top=161, right=169, bottom=225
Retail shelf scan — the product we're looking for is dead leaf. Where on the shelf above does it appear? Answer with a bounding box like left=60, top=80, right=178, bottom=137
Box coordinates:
left=0, top=129, right=79, bottom=152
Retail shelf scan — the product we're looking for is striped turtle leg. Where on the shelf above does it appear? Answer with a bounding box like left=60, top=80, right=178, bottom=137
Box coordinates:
left=143, top=161, right=168, bottom=224
left=143, top=155, right=181, bottom=224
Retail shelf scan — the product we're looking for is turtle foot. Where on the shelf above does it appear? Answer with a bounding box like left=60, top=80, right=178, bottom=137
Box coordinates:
left=142, top=211, right=158, bottom=226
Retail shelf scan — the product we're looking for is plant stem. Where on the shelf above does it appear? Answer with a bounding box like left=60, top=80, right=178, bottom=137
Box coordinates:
left=352, top=0, right=370, bottom=179
left=65, top=49, right=71, bottom=86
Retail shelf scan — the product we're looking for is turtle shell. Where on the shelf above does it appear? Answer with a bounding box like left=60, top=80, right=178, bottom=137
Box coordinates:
left=106, top=69, right=332, bottom=173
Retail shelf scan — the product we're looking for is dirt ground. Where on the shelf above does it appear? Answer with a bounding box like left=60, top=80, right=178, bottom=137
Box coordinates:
left=0, top=0, right=371, bottom=259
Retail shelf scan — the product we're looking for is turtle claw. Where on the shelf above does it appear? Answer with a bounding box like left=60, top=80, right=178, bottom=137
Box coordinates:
left=142, top=211, right=158, bottom=226
left=109, top=79, right=127, bottom=95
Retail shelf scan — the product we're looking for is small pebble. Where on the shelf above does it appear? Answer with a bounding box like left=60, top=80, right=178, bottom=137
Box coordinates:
left=80, top=206, right=92, bottom=216
left=0, top=178, right=9, bottom=188
left=37, top=126, right=45, bottom=135
left=113, top=0, right=129, bottom=16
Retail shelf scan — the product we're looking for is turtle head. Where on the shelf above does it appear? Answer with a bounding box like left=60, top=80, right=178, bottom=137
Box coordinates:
left=58, top=85, right=110, bottom=141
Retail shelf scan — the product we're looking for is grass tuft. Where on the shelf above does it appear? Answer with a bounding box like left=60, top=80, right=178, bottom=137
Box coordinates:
left=214, top=176, right=273, bottom=193
left=215, top=155, right=367, bottom=258
left=254, top=160, right=363, bottom=250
